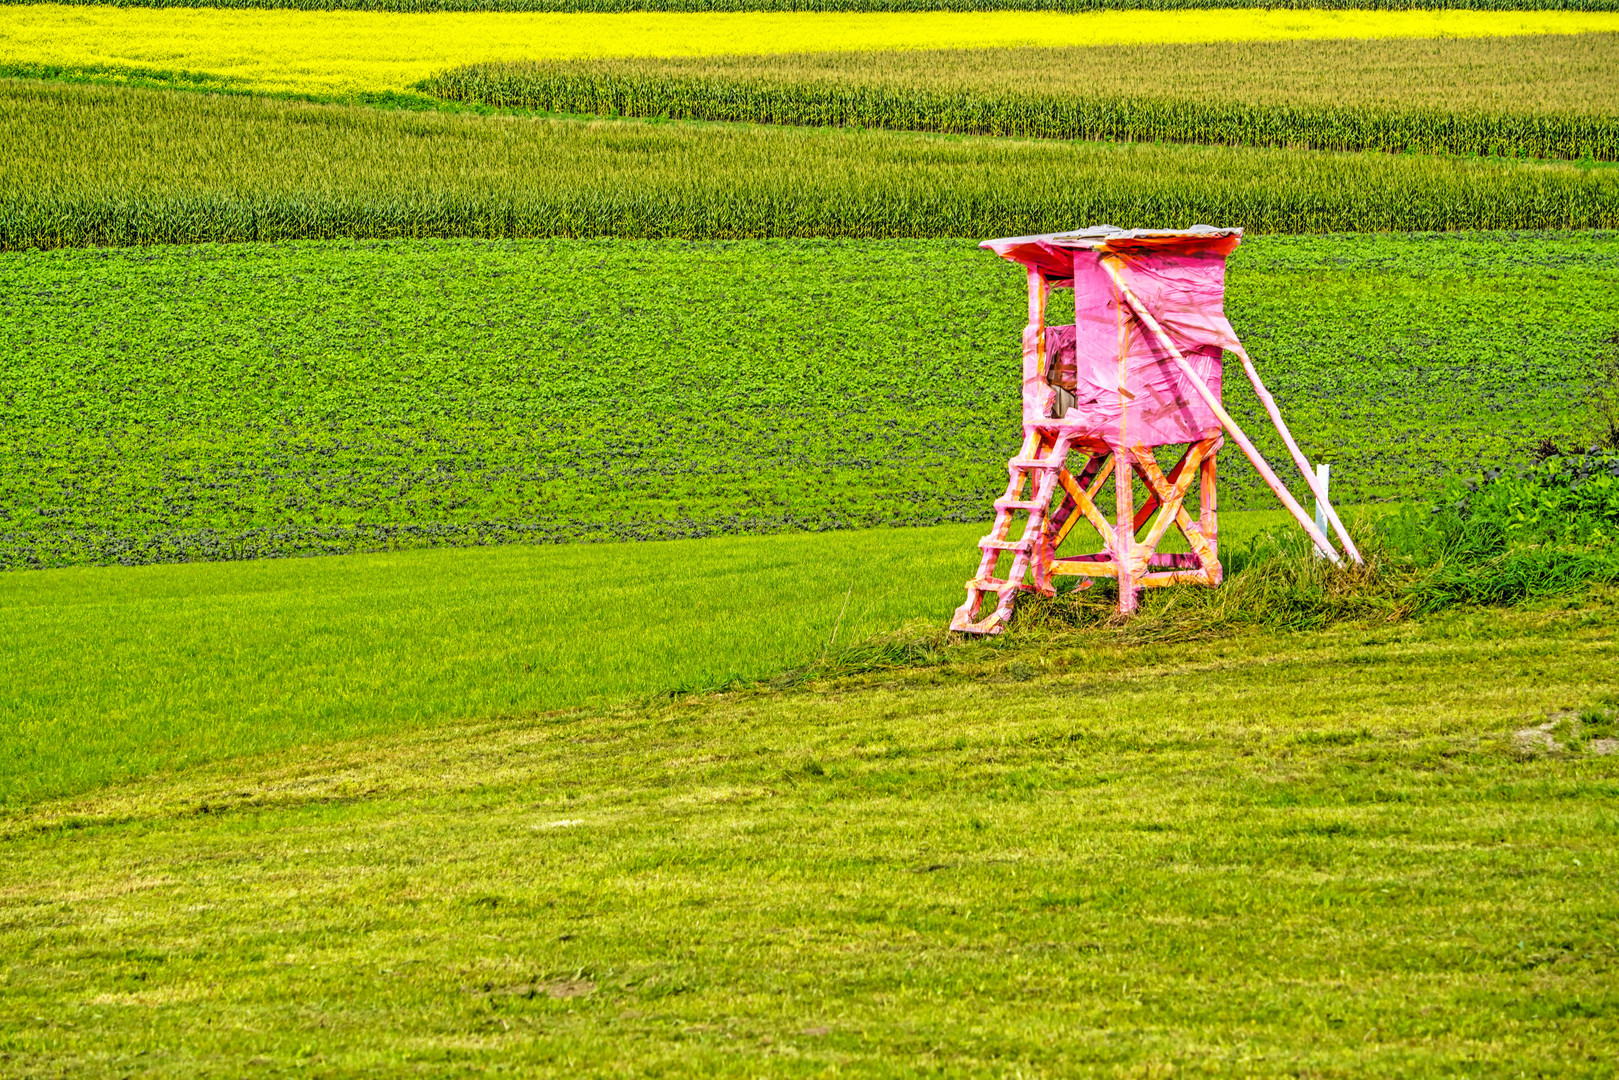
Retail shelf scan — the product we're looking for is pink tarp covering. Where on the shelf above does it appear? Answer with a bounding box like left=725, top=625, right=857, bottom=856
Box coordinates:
left=986, top=227, right=1244, bottom=447
left=951, top=224, right=1360, bottom=630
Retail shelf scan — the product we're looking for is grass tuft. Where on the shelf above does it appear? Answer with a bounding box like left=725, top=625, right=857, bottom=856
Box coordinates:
left=772, top=448, right=1619, bottom=679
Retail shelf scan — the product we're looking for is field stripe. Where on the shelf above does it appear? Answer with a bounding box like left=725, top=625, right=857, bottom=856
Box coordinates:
left=0, top=513, right=1321, bottom=806
left=2, top=6, right=1618, bottom=92
left=3, top=81, right=1615, bottom=247
left=428, top=34, right=1619, bottom=161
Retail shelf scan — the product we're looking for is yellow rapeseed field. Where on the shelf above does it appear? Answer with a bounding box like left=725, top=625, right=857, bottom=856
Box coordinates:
left=1, top=5, right=1617, bottom=95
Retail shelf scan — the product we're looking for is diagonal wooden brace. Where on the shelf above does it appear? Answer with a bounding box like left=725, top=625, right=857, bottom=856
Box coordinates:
left=1053, top=454, right=1117, bottom=553
left=1099, top=256, right=1344, bottom=566
left=1229, top=345, right=1362, bottom=564
left=1132, top=441, right=1221, bottom=585
left=1132, top=442, right=1196, bottom=534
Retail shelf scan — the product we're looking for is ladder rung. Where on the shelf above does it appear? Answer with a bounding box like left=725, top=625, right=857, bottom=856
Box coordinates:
left=1008, top=457, right=1063, bottom=470
left=993, top=499, right=1045, bottom=511
left=980, top=538, right=1032, bottom=552
left=968, top=578, right=1015, bottom=592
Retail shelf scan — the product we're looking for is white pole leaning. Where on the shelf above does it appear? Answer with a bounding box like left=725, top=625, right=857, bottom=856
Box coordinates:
left=1312, top=463, right=1330, bottom=559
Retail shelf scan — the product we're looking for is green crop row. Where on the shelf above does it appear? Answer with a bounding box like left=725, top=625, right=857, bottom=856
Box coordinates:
left=2, top=232, right=1614, bottom=570
left=429, top=61, right=1619, bottom=161
left=5, top=0, right=1618, bottom=11
left=3, top=80, right=1617, bottom=250
left=424, top=36, right=1619, bottom=161
left=430, top=34, right=1619, bottom=119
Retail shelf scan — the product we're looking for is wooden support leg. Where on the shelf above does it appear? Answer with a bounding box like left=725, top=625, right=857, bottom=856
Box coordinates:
left=1113, top=446, right=1137, bottom=614
left=1200, top=446, right=1220, bottom=584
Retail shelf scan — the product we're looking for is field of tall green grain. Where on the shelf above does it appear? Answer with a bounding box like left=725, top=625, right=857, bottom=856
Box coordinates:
left=429, top=33, right=1619, bottom=158
left=0, top=6, right=1615, bottom=244
left=2, top=79, right=1615, bottom=247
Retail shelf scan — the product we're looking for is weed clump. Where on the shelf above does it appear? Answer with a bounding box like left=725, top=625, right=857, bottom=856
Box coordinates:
left=1013, top=444, right=1619, bottom=643
left=1396, top=445, right=1619, bottom=612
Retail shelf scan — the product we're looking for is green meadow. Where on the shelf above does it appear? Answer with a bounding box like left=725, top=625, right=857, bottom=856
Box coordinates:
left=2, top=596, right=1615, bottom=1074
left=2, top=8, right=1618, bottom=1075
left=1, top=512, right=1308, bottom=809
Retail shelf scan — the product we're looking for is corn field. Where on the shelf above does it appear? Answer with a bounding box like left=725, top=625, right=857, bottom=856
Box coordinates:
left=425, top=34, right=1619, bottom=118
left=2, top=80, right=1615, bottom=248
left=427, top=66, right=1618, bottom=159
left=426, top=36, right=1619, bottom=160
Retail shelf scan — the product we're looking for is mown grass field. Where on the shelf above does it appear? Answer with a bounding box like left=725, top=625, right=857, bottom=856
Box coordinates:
left=3, top=232, right=1612, bottom=569
left=430, top=33, right=1619, bottom=159
left=0, top=511, right=1322, bottom=809
left=1, top=596, right=1615, bottom=1074
left=3, top=5, right=1615, bottom=94
left=0, top=522, right=988, bottom=808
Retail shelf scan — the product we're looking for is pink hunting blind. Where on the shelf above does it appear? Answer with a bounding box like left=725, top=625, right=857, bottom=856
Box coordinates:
left=952, top=225, right=1363, bottom=635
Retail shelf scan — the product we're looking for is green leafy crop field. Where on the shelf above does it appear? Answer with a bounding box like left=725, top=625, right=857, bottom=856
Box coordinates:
left=428, top=34, right=1619, bottom=160
left=2, top=232, right=1614, bottom=570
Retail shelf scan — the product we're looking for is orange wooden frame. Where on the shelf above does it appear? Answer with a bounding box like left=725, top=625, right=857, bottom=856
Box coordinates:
left=950, top=431, right=1224, bottom=635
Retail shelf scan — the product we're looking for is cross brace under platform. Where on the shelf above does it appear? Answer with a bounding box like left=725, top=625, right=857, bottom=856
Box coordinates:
left=950, top=431, right=1223, bottom=635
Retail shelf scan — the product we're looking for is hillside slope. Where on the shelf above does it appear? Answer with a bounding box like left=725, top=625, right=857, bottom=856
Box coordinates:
left=2, top=598, right=1615, bottom=1075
